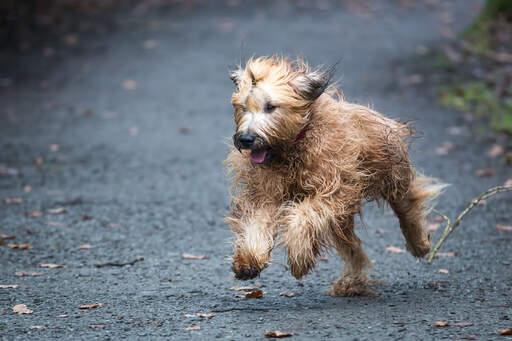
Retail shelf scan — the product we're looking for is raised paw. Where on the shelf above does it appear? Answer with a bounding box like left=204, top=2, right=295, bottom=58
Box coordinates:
left=232, top=262, right=261, bottom=280
left=406, top=232, right=431, bottom=258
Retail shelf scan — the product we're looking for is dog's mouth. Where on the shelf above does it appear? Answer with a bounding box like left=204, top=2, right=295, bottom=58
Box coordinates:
left=249, top=148, right=270, bottom=164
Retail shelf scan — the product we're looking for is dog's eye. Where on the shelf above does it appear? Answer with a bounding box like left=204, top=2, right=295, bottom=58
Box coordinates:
left=264, top=103, right=276, bottom=113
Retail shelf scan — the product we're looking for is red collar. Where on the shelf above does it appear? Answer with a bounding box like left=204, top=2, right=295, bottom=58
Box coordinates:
left=295, top=123, right=310, bottom=142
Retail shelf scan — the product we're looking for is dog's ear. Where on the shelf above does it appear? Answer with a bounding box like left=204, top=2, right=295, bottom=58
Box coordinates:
left=229, top=66, right=243, bottom=88
left=291, top=65, right=335, bottom=101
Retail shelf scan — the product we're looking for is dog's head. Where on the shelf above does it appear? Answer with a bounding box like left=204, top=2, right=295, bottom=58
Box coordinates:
left=230, top=56, right=333, bottom=165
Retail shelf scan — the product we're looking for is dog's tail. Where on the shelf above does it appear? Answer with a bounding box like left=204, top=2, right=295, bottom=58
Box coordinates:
left=390, top=174, right=447, bottom=257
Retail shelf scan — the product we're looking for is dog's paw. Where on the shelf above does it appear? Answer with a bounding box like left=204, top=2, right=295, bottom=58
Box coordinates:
left=287, top=249, right=318, bottom=280
left=232, top=262, right=261, bottom=280
left=327, top=278, right=378, bottom=297
left=406, top=232, right=431, bottom=258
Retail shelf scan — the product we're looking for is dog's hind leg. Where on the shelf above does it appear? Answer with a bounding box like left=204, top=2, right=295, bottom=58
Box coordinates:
left=388, top=177, right=442, bottom=257
left=327, top=216, right=376, bottom=297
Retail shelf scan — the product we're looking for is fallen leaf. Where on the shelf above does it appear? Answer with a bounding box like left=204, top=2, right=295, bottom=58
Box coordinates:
left=4, top=197, right=22, bottom=204
left=386, top=246, right=406, bottom=254
left=143, top=39, right=157, bottom=49
left=436, top=141, right=454, bottom=155
left=38, top=263, right=66, bottom=269
left=319, top=257, right=328, bottom=261
left=498, top=328, right=512, bottom=335
left=497, top=224, right=512, bottom=231
left=458, top=334, right=476, bottom=340
left=29, top=325, right=47, bottom=329
left=505, top=179, right=512, bottom=187
left=488, top=144, right=504, bottom=158
left=183, top=313, right=215, bottom=318
left=82, top=215, right=92, bottom=221
left=26, top=210, right=41, bottom=217
left=427, top=223, right=440, bottom=231
left=123, top=80, right=137, bottom=90
left=50, top=144, right=60, bottom=152
left=245, top=290, right=263, bottom=299
left=280, top=292, right=294, bottom=297
left=453, top=322, right=473, bottom=327
left=13, top=304, right=33, bottom=314
left=230, top=285, right=259, bottom=291
left=8, top=243, right=30, bottom=249
left=185, top=326, right=201, bottom=331
left=24, top=185, right=32, bottom=193
left=0, top=233, right=15, bottom=240
left=435, top=252, right=458, bottom=258
left=48, top=208, right=67, bottom=215
left=434, top=321, right=450, bottom=327
left=439, top=269, right=449, bottom=274
left=79, top=303, right=102, bottom=310
left=89, top=324, right=106, bottom=328
left=80, top=244, right=91, bottom=250
left=15, top=271, right=45, bottom=277
left=0, top=284, right=19, bottom=289
left=264, top=329, right=293, bottom=338
left=57, top=314, right=68, bottom=318
left=48, top=222, right=67, bottom=227
left=182, top=253, right=209, bottom=260
left=475, top=168, right=495, bottom=177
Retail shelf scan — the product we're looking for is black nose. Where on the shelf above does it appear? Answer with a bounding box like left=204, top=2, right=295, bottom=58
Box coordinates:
left=238, top=134, right=255, bottom=149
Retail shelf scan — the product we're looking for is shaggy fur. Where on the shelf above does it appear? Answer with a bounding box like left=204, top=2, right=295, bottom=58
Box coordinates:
left=225, top=56, right=443, bottom=296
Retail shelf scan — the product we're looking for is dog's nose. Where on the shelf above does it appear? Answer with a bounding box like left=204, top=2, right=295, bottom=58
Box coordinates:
left=238, top=134, right=255, bottom=149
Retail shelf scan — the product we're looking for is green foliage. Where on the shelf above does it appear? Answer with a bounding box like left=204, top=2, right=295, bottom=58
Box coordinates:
left=439, top=82, right=512, bottom=134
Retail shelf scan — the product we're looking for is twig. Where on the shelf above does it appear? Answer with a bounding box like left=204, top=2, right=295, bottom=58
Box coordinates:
left=95, top=257, right=144, bottom=268
left=211, top=307, right=274, bottom=313
left=427, top=186, right=512, bottom=263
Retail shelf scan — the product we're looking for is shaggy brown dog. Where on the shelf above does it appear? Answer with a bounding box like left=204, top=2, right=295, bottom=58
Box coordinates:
left=225, top=56, right=443, bottom=296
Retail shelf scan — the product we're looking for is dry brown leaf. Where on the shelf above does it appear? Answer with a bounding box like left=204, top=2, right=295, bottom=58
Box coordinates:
left=488, top=144, right=504, bottom=158
left=230, top=285, right=259, bottom=291
left=185, top=326, right=201, bottom=331
left=427, top=223, right=440, bottom=231
left=0, top=284, right=19, bottom=289
left=498, top=328, right=512, bottom=335
left=436, top=141, right=454, bottom=155
left=183, top=313, right=215, bottom=318
left=80, top=244, right=91, bottom=250
left=123, top=80, right=137, bottom=90
left=182, top=253, right=209, bottom=260
left=453, top=322, right=473, bottom=327
left=26, top=210, right=41, bottom=217
left=38, top=263, right=66, bottom=269
left=48, top=222, right=67, bottom=227
left=24, top=185, right=32, bottom=193
left=264, top=329, right=293, bottom=338
left=0, top=233, right=15, bottom=240
left=29, top=325, right=47, bottom=329
left=505, top=179, right=512, bottom=187
left=319, top=257, right=328, bottom=261
left=497, top=224, right=512, bottom=231
left=435, top=252, right=458, bottom=258
left=279, top=292, right=294, bottom=297
left=48, top=207, right=67, bottom=215
left=89, top=324, right=106, bottom=328
left=434, top=321, right=450, bottom=327
left=13, top=304, right=33, bottom=314
left=15, top=271, right=45, bottom=277
left=457, top=334, right=476, bottom=340
left=245, top=290, right=263, bottom=299
left=386, top=245, right=405, bottom=254
left=439, top=269, right=449, bottom=274
left=8, top=243, right=30, bottom=249
left=4, top=197, right=22, bottom=204
left=79, top=303, right=102, bottom=310
left=475, top=168, right=495, bottom=177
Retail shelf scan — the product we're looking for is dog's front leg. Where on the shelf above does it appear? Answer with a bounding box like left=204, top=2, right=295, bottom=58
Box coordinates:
left=279, top=196, right=335, bottom=279
left=228, top=207, right=276, bottom=280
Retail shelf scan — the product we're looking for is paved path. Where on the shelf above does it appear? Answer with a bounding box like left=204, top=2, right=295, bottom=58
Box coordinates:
left=1, top=1, right=511, bottom=340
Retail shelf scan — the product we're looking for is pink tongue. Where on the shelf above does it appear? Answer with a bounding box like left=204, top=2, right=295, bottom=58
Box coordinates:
left=250, top=149, right=268, bottom=164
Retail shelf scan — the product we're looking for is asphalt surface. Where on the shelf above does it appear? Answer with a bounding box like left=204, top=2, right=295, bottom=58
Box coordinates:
left=1, top=1, right=511, bottom=340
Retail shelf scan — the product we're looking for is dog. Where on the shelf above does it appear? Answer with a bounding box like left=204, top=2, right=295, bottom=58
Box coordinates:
left=224, top=56, right=443, bottom=296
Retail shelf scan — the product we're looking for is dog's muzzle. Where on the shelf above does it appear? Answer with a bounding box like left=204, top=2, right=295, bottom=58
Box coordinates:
left=233, top=132, right=273, bottom=165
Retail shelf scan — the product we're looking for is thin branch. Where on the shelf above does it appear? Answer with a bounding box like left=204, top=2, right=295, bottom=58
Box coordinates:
left=95, top=257, right=144, bottom=268
left=427, top=186, right=512, bottom=263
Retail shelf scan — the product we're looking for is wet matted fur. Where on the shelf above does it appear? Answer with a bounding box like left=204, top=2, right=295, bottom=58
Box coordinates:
left=224, top=55, right=443, bottom=296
